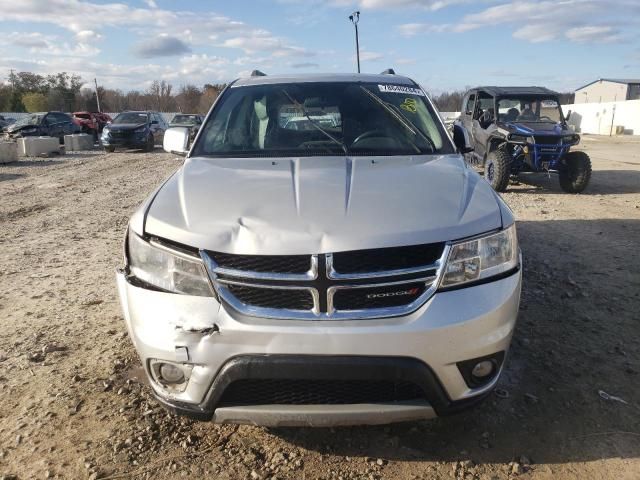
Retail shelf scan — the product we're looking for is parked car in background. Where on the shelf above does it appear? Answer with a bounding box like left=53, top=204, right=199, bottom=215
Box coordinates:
left=118, top=72, right=522, bottom=426
left=0, top=115, right=16, bottom=131
left=73, top=111, right=112, bottom=139
left=101, top=111, right=167, bottom=152
left=169, top=114, right=203, bottom=144
left=4, top=111, right=80, bottom=143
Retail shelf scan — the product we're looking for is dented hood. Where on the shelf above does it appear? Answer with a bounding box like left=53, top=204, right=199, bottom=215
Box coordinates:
left=144, top=155, right=502, bottom=255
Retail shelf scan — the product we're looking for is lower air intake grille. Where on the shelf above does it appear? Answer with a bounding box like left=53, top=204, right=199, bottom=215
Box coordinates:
left=219, top=379, right=426, bottom=406
left=225, top=284, right=314, bottom=310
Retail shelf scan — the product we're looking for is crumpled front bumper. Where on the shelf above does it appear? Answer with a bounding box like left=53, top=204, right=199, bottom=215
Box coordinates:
left=116, top=267, right=521, bottom=426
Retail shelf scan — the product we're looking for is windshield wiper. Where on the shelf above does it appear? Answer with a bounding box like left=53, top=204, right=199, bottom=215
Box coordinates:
left=281, top=89, right=348, bottom=155
left=359, top=86, right=437, bottom=153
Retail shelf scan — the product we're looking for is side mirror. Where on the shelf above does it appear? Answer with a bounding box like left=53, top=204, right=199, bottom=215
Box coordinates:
left=453, top=124, right=473, bottom=154
left=163, top=127, right=190, bottom=155
left=565, top=109, right=572, bottom=121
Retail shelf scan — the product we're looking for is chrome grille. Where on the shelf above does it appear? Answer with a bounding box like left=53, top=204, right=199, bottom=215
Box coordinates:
left=202, top=243, right=448, bottom=320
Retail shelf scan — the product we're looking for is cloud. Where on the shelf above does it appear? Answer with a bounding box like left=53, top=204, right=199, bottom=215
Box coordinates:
left=454, top=1, right=634, bottom=44
left=358, top=50, right=383, bottom=61
left=325, top=0, right=469, bottom=11
left=132, top=36, right=192, bottom=58
left=393, top=1, right=638, bottom=45
left=221, top=31, right=311, bottom=57
left=565, top=26, right=623, bottom=43
left=7, top=32, right=49, bottom=49
left=291, top=62, right=320, bottom=68
left=75, top=30, right=103, bottom=42
left=6, top=31, right=99, bottom=57
left=397, top=23, right=452, bottom=36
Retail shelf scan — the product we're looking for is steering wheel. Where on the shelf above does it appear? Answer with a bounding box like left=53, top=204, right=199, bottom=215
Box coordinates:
left=539, top=116, right=553, bottom=122
left=351, top=130, right=388, bottom=147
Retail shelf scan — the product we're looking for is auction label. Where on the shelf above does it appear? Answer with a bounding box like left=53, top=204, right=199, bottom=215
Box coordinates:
left=378, top=84, right=425, bottom=96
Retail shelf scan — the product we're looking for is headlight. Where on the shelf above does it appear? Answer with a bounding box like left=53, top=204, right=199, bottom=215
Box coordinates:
left=509, top=134, right=528, bottom=143
left=127, top=233, right=213, bottom=296
left=563, top=134, right=579, bottom=145
left=21, top=127, right=38, bottom=134
left=102, top=127, right=110, bottom=135
left=134, top=126, right=147, bottom=133
left=440, top=224, right=518, bottom=288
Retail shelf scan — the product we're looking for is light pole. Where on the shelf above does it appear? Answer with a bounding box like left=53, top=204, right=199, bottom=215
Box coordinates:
left=349, top=11, right=361, bottom=73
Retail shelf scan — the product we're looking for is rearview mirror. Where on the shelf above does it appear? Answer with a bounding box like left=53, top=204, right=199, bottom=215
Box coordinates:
left=163, top=127, right=190, bottom=155
left=452, top=124, right=473, bottom=154
left=565, top=109, right=572, bottom=121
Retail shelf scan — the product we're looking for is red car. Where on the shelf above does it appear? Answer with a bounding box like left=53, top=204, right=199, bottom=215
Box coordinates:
left=72, top=112, right=113, bottom=138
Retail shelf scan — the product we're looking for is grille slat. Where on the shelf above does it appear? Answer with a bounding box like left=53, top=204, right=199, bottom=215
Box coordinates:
left=210, top=252, right=311, bottom=274
left=332, top=244, right=444, bottom=274
left=219, top=379, right=426, bottom=406
left=225, top=284, right=314, bottom=311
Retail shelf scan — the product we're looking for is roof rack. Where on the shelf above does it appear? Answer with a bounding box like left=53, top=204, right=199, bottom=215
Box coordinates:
left=250, top=70, right=267, bottom=77
left=380, top=68, right=395, bottom=75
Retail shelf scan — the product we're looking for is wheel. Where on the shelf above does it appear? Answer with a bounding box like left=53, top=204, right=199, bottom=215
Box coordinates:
left=484, top=146, right=511, bottom=192
left=104, top=146, right=115, bottom=153
left=559, top=151, right=591, bottom=193
left=145, top=134, right=155, bottom=152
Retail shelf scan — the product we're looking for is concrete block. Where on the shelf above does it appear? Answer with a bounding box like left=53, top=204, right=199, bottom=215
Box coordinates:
left=64, top=133, right=94, bottom=151
left=17, top=136, right=60, bottom=157
left=0, top=141, right=18, bottom=163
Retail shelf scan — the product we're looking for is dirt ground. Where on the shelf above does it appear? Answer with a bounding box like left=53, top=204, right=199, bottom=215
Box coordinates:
left=0, top=137, right=638, bottom=480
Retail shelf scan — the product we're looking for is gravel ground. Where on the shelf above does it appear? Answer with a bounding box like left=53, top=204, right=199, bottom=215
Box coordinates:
left=0, top=138, right=639, bottom=480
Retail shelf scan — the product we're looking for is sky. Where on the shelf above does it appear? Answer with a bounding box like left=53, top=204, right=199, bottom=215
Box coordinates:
left=1, top=0, right=639, bottom=95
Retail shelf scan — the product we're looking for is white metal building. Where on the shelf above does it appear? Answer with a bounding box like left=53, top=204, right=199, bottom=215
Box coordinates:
left=574, top=78, right=640, bottom=104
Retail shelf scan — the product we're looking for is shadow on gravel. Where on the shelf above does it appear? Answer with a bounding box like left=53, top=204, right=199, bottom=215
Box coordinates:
left=4, top=159, right=66, bottom=167
left=257, top=219, right=640, bottom=466
left=511, top=170, right=640, bottom=195
left=0, top=173, right=25, bottom=182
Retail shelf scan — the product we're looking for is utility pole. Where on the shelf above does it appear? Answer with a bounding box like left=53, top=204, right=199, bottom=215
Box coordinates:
left=94, top=78, right=101, bottom=112
left=349, top=11, right=361, bottom=73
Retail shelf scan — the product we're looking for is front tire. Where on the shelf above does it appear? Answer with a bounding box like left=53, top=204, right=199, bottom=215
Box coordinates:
left=145, top=134, right=155, bottom=152
left=484, top=147, right=511, bottom=192
left=559, top=151, right=591, bottom=193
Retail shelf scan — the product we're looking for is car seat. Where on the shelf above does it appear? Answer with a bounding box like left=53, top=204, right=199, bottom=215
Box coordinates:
left=504, top=108, right=519, bottom=122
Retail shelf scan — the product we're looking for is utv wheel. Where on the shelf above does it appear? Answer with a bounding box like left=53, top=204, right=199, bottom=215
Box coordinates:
left=559, top=151, right=591, bottom=193
left=145, top=135, right=155, bottom=152
left=484, top=147, right=511, bottom=192
left=104, top=146, right=115, bottom=153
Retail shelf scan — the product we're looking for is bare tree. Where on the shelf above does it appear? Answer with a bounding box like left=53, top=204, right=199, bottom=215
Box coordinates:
left=148, top=80, right=175, bottom=112
left=175, top=84, right=201, bottom=113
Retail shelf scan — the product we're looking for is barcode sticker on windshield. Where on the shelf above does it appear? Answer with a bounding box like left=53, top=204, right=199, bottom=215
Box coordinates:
left=378, top=84, right=425, bottom=96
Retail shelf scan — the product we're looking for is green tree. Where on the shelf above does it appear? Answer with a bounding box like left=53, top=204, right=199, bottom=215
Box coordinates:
left=22, top=92, right=48, bottom=112
left=8, top=91, right=25, bottom=112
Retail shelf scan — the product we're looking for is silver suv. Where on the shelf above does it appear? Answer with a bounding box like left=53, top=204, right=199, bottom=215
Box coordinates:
left=116, top=72, right=522, bottom=426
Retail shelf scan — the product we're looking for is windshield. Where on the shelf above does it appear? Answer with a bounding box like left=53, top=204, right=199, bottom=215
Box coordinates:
left=113, top=112, right=149, bottom=124
left=13, top=114, right=44, bottom=128
left=497, top=97, right=563, bottom=123
left=171, top=114, right=200, bottom=125
left=192, top=82, right=452, bottom=157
